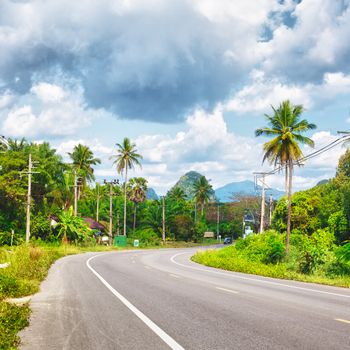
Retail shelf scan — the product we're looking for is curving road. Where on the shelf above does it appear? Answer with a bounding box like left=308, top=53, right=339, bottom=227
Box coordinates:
left=20, top=247, right=350, bottom=350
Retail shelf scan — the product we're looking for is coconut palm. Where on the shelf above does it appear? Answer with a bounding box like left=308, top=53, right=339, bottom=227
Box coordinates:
left=110, top=138, right=142, bottom=236
left=168, top=187, right=187, bottom=201
left=255, top=100, right=316, bottom=254
left=68, top=144, right=101, bottom=196
left=192, top=176, right=213, bottom=216
left=127, top=177, right=148, bottom=232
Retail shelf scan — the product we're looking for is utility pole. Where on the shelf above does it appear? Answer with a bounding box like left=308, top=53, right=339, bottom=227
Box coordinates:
left=259, top=174, right=266, bottom=234
left=73, top=170, right=78, bottom=217
left=96, top=182, right=100, bottom=222
left=104, top=179, right=119, bottom=244
left=21, top=154, right=39, bottom=243
left=269, top=195, right=273, bottom=226
left=194, top=202, right=197, bottom=225
left=254, top=172, right=269, bottom=234
left=26, top=154, right=32, bottom=243
left=217, top=203, right=220, bottom=239
left=109, top=183, right=113, bottom=240
left=162, top=196, right=166, bottom=244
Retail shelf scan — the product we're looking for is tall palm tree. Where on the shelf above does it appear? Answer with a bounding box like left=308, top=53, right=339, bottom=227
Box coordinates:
left=127, top=177, right=148, bottom=232
left=192, top=176, right=213, bottom=216
left=255, top=100, right=316, bottom=254
left=68, top=144, right=101, bottom=198
left=111, top=138, right=142, bottom=236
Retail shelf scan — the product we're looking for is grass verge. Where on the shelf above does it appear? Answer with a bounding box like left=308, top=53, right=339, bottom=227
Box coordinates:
left=192, top=245, right=350, bottom=288
left=0, top=301, right=30, bottom=350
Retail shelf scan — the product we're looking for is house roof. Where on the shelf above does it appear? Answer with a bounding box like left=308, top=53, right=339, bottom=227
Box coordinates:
left=82, top=217, right=105, bottom=231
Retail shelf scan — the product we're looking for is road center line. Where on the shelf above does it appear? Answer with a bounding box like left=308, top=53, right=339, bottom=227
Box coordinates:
left=216, top=287, right=239, bottom=294
left=86, top=255, right=185, bottom=350
left=335, top=318, right=350, bottom=324
left=170, top=252, right=350, bottom=299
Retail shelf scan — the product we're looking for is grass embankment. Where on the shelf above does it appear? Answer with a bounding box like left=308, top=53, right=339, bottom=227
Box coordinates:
left=0, top=244, right=120, bottom=349
left=0, top=239, right=217, bottom=349
left=192, top=231, right=350, bottom=288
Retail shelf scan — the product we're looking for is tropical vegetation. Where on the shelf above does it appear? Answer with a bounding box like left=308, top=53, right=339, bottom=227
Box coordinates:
left=255, top=100, right=316, bottom=254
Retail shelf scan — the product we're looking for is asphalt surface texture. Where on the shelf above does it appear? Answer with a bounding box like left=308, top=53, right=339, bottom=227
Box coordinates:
left=20, top=246, right=350, bottom=350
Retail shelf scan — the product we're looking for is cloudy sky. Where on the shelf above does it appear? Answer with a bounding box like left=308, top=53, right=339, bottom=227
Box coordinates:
left=1, top=0, right=350, bottom=194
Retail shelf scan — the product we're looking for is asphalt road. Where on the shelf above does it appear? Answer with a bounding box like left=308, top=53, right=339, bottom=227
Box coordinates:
left=20, top=247, right=350, bottom=350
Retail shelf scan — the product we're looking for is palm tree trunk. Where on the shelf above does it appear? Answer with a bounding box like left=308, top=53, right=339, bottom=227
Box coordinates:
left=285, top=164, right=288, bottom=194
left=286, top=159, right=293, bottom=256
left=123, top=167, right=128, bottom=236
left=133, top=203, right=137, bottom=232
left=201, top=202, right=204, bottom=216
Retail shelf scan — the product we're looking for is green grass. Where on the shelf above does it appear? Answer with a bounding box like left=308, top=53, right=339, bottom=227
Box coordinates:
left=0, top=301, right=30, bottom=350
left=192, top=245, right=350, bottom=288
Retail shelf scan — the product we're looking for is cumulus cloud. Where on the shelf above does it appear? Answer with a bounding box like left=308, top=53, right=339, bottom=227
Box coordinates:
left=260, top=0, right=350, bottom=83
left=226, top=70, right=350, bottom=114
left=0, top=0, right=295, bottom=123
left=1, top=82, right=100, bottom=137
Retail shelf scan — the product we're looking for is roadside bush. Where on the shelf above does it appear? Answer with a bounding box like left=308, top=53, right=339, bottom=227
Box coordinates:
left=130, top=228, right=161, bottom=247
left=335, top=242, right=350, bottom=263
left=296, top=229, right=335, bottom=274
left=0, top=231, right=23, bottom=246
left=234, top=231, right=285, bottom=264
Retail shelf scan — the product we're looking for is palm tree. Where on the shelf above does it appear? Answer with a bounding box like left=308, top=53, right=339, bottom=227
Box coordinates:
left=168, top=187, right=187, bottom=202
left=255, top=100, right=316, bottom=254
left=111, top=138, right=142, bottom=236
left=68, top=144, right=101, bottom=190
left=127, top=177, right=148, bottom=232
left=192, top=176, right=213, bottom=216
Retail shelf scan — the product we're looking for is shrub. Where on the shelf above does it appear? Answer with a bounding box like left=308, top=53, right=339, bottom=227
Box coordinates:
left=130, top=228, right=161, bottom=247
left=234, top=231, right=285, bottom=264
left=296, top=229, right=336, bottom=274
left=335, top=242, right=350, bottom=264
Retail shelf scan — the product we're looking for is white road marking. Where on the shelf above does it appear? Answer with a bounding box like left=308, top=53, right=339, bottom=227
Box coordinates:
left=86, top=255, right=185, bottom=350
left=170, top=252, right=350, bottom=299
left=335, top=318, right=350, bottom=324
left=169, top=274, right=180, bottom=279
left=144, top=265, right=152, bottom=270
left=216, top=287, right=239, bottom=294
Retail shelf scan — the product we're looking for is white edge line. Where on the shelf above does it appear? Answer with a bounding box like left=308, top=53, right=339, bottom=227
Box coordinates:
left=86, top=254, right=185, bottom=350
left=170, top=252, right=350, bottom=299
left=216, top=287, right=239, bottom=294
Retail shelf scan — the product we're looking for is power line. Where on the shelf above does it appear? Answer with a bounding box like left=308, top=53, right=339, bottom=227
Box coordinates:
left=258, top=134, right=350, bottom=178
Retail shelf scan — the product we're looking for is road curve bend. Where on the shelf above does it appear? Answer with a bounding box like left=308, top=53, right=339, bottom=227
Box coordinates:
left=20, top=247, right=350, bottom=350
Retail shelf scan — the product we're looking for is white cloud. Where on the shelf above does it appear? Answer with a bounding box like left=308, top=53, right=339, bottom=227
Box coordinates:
left=226, top=70, right=312, bottom=113
left=31, top=83, right=66, bottom=103
left=1, top=82, right=101, bottom=137
left=226, top=70, right=350, bottom=114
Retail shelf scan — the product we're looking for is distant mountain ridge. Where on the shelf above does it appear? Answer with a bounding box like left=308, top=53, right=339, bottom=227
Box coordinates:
left=146, top=188, right=159, bottom=200
left=215, top=180, right=284, bottom=202
left=148, top=172, right=284, bottom=202
left=170, top=171, right=215, bottom=199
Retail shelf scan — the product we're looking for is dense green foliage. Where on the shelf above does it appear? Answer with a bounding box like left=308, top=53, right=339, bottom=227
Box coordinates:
left=193, top=231, right=350, bottom=287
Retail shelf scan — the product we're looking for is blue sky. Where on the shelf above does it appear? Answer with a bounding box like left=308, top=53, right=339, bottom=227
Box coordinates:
left=0, top=0, right=350, bottom=194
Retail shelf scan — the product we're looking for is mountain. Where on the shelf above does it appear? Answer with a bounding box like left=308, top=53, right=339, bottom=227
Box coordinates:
left=316, top=179, right=329, bottom=186
left=170, top=171, right=215, bottom=199
left=215, top=180, right=284, bottom=202
left=146, top=188, right=159, bottom=200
